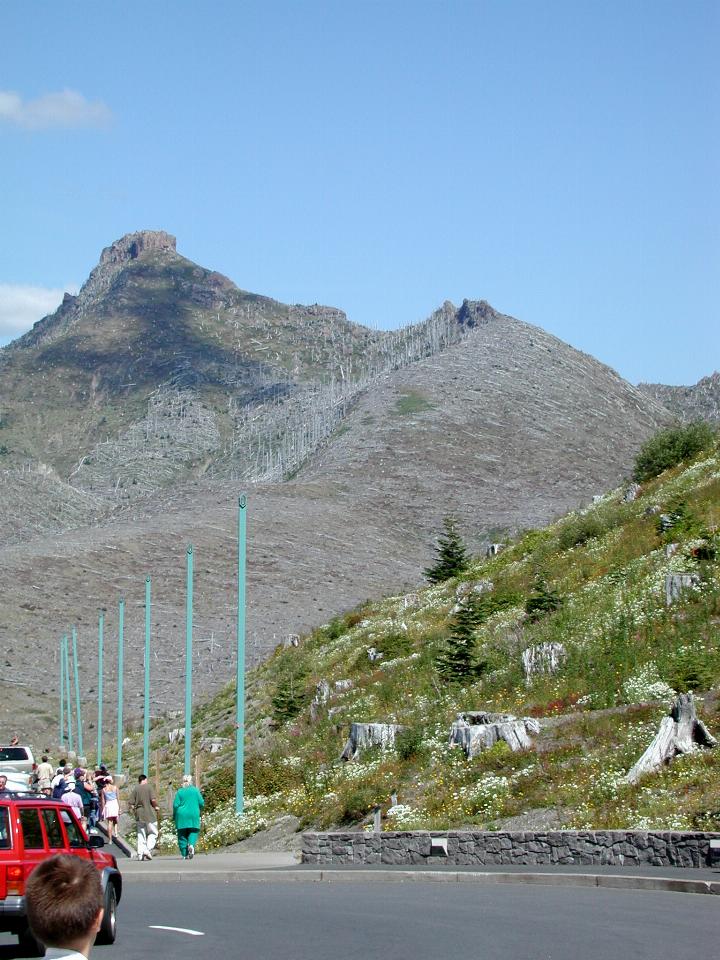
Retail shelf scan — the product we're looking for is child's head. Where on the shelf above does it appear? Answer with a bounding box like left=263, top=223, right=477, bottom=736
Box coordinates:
left=26, top=855, right=103, bottom=949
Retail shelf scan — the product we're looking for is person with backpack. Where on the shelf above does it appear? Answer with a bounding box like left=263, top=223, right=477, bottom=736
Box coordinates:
left=51, top=764, right=71, bottom=799
left=73, top=768, right=94, bottom=828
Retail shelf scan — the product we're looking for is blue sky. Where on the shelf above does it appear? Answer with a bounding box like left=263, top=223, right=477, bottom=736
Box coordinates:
left=1, top=1, right=718, bottom=385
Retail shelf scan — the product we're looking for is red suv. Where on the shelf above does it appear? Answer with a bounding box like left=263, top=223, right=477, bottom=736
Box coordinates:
left=0, top=791, right=122, bottom=956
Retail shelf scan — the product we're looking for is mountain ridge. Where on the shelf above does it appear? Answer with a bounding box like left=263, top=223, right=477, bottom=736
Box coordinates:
left=0, top=229, right=697, bottom=746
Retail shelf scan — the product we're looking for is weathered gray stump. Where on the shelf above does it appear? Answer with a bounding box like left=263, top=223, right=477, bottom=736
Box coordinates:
left=625, top=693, right=717, bottom=784
left=449, top=712, right=540, bottom=758
left=665, top=573, right=700, bottom=606
left=310, top=679, right=331, bottom=722
left=340, top=722, right=405, bottom=761
left=521, top=642, right=566, bottom=684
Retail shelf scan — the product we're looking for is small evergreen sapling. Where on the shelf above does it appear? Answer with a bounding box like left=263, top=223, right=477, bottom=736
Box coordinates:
left=271, top=663, right=310, bottom=724
left=424, top=516, right=469, bottom=584
left=436, top=596, right=486, bottom=682
left=525, top=577, right=563, bottom=623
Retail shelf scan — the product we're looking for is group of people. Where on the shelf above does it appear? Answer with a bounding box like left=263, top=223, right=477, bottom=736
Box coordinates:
left=1, top=748, right=205, bottom=862
left=33, top=757, right=122, bottom=839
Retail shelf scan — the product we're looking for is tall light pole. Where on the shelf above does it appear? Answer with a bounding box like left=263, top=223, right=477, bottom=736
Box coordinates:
left=97, top=611, right=104, bottom=767
left=59, top=637, right=65, bottom=751
left=184, top=546, right=193, bottom=776
left=62, top=636, right=74, bottom=754
left=235, top=495, right=247, bottom=813
left=143, top=576, right=151, bottom=775
left=72, top=626, right=83, bottom=759
left=116, top=598, right=125, bottom=775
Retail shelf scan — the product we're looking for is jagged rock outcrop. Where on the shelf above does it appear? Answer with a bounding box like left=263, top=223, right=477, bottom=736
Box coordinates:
left=638, top=371, right=720, bottom=422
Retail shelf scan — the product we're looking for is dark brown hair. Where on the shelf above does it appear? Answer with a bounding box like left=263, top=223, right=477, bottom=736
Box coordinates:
left=26, top=855, right=103, bottom=947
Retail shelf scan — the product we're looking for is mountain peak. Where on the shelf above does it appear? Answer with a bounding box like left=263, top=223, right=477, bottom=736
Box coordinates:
left=78, top=229, right=178, bottom=305
left=98, top=230, right=176, bottom=268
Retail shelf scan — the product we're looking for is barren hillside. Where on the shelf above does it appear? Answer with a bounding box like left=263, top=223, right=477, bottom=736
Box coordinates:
left=0, top=232, right=677, bottom=746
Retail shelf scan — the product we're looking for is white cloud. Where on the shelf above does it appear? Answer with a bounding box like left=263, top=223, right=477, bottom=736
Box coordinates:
left=0, top=89, right=111, bottom=129
left=0, top=284, right=78, bottom=340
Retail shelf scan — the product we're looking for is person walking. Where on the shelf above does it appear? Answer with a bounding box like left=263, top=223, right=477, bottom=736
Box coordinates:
left=83, top=770, right=100, bottom=828
left=129, top=774, right=159, bottom=860
left=101, top=777, right=120, bottom=842
left=172, top=774, right=204, bottom=860
left=36, top=755, right=54, bottom=794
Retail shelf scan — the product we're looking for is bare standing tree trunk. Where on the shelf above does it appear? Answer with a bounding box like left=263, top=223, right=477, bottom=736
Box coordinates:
left=625, top=692, right=717, bottom=784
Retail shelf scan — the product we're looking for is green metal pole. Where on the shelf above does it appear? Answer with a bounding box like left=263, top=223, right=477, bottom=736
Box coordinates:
left=59, top=638, right=65, bottom=751
left=72, top=626, right=83, bottom=759
left=116, top=598, right=125, bottom=775
left=235, top=495, right=247, bottom=814
left=184, top=545, right=193, bottom=776
left=97, top=611, right=104, bottom=768
left=143, top=576, right=151, bottom=775
left=63, top=636, right=74, bottom=754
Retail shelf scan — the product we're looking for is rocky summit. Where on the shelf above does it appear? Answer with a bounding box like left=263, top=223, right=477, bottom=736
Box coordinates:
left=638, top=372, right=720, bottom=423
left=0, top=231, right=694, bottom=742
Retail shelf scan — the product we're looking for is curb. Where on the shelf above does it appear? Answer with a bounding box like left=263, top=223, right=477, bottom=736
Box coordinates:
left=120, top=867, right=720, bottom=895
left=95, top=822, right=134, bottom=859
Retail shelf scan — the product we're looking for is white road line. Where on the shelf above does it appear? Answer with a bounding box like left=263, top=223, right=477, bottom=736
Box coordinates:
left=149, top=925, right=205, bottom=936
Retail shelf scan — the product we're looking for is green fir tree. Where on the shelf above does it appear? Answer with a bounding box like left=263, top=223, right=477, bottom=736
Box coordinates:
left=436, top=596, right=484, bottom=682
left=271, top=663, right=310, bottom=724
left=525, top=577, right=563, bottom=623
left=424, top=516, right=469, bottom=584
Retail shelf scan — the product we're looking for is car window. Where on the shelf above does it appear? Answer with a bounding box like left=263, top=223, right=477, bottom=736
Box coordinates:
left=0, top=806, right=10, bottom=848
left=59, top=808, right=86, bottom=848
left=42, top=808, right=65, bottom=848
left=0, top=748, right=30, bottom=761
left=19, top=808, right=44, bottom=849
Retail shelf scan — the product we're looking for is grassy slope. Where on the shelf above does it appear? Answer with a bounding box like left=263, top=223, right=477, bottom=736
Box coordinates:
left=120, top=442, right=720, bottom=849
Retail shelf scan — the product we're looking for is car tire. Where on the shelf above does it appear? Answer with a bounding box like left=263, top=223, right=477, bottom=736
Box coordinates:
left=96, top=882, right=118, bottom=944
left=18, top=925, right=46, bottom=957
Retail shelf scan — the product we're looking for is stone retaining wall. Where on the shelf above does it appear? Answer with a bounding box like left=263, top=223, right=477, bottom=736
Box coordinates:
left=302, top=830, right=719, bottom=868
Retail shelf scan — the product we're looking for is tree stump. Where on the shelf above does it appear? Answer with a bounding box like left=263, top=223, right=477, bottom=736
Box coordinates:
left=449, top=712, right=540, bottom=758
left=340, top=722, right=404, bottom=761
left=665, top=573, right=700, bottom=606
left=521, top=642, right=566, bottom=684
left=625, top=693, right=717, bottom=784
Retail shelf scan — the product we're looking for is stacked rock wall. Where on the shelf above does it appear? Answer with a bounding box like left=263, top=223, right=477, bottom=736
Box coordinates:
left=302, top=830, right=718, bottom=868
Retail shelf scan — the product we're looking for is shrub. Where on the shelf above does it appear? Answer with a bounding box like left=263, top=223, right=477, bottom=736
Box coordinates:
left=395, top=725, right=425, bottom=762
left=663, top=649, right=716, bottom=693
left=339, top=785, right=380, bottom=824
left=655, top=498, right=706, bottom=543
left=633, top=421, right=715, bottom=482
left=557, top=513, right=608, bottom=550
left=245, top=754, right=298, bottom=797
left=622, top=664, right=675, bottom=704
left=474, top=591, right=522, bottom=623
left=202, top=764, right=237, bottom=813
left=378, top=630, right=414, bottom=660
left=525, top=578, right=563, bottom=622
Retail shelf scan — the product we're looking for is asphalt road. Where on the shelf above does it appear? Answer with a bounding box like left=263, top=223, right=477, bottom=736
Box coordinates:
left=1, top=880, right=716, bottom=960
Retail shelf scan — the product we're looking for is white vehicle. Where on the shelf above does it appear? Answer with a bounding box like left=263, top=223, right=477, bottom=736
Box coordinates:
left=0, top=747, right=35, bottom=791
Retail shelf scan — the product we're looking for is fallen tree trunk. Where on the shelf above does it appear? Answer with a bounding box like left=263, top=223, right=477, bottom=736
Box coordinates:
left=625, top=692, right=717, bottom=784
left=449, top=712, right=540, bottom=759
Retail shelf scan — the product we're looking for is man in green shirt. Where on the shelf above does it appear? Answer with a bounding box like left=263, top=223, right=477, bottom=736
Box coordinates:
left=172, top=774, right=204, bottom=859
